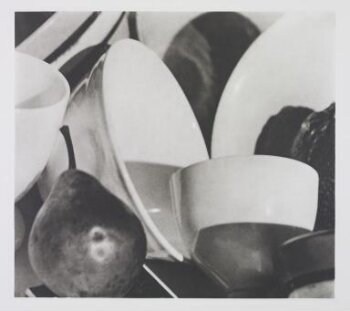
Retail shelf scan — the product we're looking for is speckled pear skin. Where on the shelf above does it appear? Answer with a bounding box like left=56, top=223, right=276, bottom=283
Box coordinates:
left=15, top=206, right=26, bottom=251
left=28, top=170, right=146, bottom=297
left=291, top=103, right=335, bottom=230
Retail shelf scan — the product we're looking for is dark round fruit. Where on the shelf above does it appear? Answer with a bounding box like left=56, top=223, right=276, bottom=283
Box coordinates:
left=291, top=103, right=335, bottom=230
left=255, top=106, right=314, bottom=157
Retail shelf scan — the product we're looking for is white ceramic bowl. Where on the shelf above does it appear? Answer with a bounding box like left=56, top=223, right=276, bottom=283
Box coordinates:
left=15, top=52, right=69, bottom=200
left=212, top=12, right=335, bottom=157
left=126, top=162, right=188, bottom=258
left=170, top=155, right=319, bottom=253
left=38, top=39, right=207, bottom=261
left=103, top=39, right=208, bottom=260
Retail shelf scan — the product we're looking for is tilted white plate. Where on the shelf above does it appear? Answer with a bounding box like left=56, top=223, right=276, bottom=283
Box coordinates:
left=103, top=39, right=209, bottom=260
left=211, top=12, right=335, bottom=157
left=16, top=12, right=129, bottom=67
left=16, top=12, right=92, bottom=60
left=103, top=39, right=208, bottom=167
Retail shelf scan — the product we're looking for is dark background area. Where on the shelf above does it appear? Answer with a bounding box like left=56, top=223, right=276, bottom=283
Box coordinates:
left=15, top=12, right=55, bottom=46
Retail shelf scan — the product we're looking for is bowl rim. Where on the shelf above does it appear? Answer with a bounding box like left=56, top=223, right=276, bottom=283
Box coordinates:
left=281, top=229, right=334, bottom=247
left=15, top=51, right=70, bottom=111
left=171, top=154, right=319, bottom=179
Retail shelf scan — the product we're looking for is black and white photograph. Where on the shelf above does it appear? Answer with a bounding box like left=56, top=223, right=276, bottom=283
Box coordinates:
left=13, top=10, right=335, bottom=299
left=3, top=0, right=349, bottom=308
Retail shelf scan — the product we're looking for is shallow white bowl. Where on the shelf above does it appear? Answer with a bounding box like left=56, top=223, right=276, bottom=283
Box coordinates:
left=170, top=155, right=319, bottom=253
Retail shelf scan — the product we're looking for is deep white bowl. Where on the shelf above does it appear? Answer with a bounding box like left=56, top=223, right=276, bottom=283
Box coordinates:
left=15, top=52, right=69, bottom=200
left=170, top=155, right=319, bottom=253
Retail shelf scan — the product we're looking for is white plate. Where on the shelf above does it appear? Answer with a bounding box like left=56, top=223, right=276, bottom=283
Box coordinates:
left=211, top=12, right=335, bottom=157
left=16, top=12, right=129, bottom=67
left=103, top=39, right=208, bottom=260
left=103, top=39, right=208, bottom=167
left=52, top=12, right=129, bottom=68
left=16, top=12, right=92, bottom=61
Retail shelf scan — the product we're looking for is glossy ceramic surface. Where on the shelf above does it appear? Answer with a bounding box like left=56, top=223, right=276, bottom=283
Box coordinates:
left=211, top=12, right=335, bottom=157
left=170, top=155, right=318, bottom=252
left=15, top=52, right=69, bottom=200
left=103, top=40, right=208, bottom=259
left=103, top=39, right=208, bottom=167
left=16, top=12, right=92, bottom=60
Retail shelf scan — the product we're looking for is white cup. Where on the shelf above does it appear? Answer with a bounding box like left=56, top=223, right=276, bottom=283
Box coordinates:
left=15, top=52, right=70, bottom=200
left=170, top=155, right=319, bottom=254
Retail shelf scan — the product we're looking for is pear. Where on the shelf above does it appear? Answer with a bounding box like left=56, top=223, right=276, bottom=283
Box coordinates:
left=28, top=169, right=147, bottom=297
left=15, top=206, right=25, bottom=251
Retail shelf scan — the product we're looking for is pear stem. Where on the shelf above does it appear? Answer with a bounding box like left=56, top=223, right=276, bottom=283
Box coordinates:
left=60, top=125, right=76, bottom=170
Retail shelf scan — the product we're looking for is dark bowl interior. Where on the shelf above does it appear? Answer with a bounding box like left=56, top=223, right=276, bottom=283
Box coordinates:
left=191, top=222, right=309, bottom=297
left=278, top=229, right=334, bottom=290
